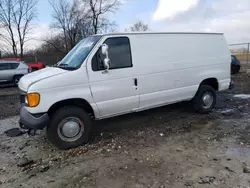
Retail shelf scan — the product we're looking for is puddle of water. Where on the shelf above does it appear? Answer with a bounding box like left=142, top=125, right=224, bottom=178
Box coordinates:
left=222, top=119, right=235, bottom=123
left=226, top=146, right=250, bottom=158
left=243, top=113, right=250, bottom=118
left=219, top=109, right=234, bottom=113
left=0, top=116, right=19, bottom=134
left=234, top=94, right=250, bottom=99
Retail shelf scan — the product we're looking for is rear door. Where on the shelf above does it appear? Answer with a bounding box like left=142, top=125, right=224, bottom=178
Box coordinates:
left=14, top=62, right=28, bottom=75
left=0, top=63, right=13, bottom=82
left=87, top=36, right=139, bottom=118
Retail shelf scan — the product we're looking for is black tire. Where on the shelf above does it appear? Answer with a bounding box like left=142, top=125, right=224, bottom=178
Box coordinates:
left=47, top=106, right=92, bottom=150
left=235, top=65, right=240, bottom=74
left=192, top=85, right=216, bottom=114
left=231, top=65, right=240, bottom=74
left=13, top=75, right=23, bottom=86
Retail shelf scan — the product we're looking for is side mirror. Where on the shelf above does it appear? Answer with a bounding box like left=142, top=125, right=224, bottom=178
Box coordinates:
left=101, top=44, right=109, bottom=55
left=104, top=58, right=110, bottom=70
left=101, top=43, right=110, bottom=72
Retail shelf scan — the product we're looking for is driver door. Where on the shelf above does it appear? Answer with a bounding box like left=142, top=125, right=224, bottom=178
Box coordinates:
left=87, top=36, right=139, bottom=118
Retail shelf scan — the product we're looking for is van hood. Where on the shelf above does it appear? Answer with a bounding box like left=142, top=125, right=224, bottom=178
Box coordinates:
left=19, top=67, right=68, bottom=92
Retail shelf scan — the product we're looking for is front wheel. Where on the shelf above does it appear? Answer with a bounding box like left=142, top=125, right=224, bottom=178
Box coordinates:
left=192, top=85, right=216, bottom=114
left=47, top=106, right=92, bottom=150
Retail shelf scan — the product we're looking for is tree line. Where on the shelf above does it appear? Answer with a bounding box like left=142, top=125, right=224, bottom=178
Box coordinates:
left=0, top=0, right=149, bottom=60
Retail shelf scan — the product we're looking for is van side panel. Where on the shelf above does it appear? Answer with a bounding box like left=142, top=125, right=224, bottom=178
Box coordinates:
left=128, top=34, right=230, bottom=109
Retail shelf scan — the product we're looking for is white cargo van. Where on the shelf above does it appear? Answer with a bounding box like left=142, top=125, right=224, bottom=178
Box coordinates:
left=19, top=32, right=232, bottom=149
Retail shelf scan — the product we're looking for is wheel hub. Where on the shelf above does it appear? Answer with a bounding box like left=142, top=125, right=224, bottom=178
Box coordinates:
left=62, top=121, right=80, bottom=138
left=202, top=92, right=213, bottom=109
left=58, top=117, right=84, bottom=141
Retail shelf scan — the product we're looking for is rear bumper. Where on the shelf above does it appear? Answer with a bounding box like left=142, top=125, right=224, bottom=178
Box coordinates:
left=19, top=106, right=50, bottom=130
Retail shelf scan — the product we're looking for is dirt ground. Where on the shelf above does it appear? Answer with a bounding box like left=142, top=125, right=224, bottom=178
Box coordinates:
left=0, top=85, right=19, bottom=119
left=1, top=68, right=250, bottom=188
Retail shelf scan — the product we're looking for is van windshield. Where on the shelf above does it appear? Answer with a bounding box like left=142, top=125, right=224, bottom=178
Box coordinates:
left=56, top=36, right=101, bottom=70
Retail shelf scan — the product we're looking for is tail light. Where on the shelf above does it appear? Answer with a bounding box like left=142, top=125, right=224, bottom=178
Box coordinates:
left=28, top=67, right=32, bottom=73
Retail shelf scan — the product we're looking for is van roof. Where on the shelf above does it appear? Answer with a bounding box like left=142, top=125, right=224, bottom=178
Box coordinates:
left=95, top=32, right=223, bottom=36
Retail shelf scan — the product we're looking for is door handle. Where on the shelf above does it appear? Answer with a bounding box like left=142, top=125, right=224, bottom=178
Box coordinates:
left=134, top=78, right=138, bottom=86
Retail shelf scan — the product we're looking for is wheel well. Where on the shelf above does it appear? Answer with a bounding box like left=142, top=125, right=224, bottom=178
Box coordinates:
left=200, top=78, right=219, bottom=91
left=13, top=75, right=24, bottom=79
left=48, top=99, right=95, bottom=119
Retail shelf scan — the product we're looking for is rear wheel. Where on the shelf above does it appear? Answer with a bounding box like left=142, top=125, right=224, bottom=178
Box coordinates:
left=47, top=106, right=92, bottom=150
left=13, top=75, right=22, bottom=86
left=192, top=85, right=216, bottom=114
left=232, top=65, right=240, bottom=74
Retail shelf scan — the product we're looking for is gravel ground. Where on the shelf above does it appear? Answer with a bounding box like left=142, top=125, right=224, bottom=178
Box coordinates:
left=0, top=85, right=19, bottom=119
left=0, top=68, right=250, bottom=188
left=0, top=85, right=19, bottom=96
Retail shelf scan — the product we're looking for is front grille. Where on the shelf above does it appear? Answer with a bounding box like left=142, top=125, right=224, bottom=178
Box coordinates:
left=19, top=89, right=27, bottom=105
left=20, top=94, right=26, bottom=104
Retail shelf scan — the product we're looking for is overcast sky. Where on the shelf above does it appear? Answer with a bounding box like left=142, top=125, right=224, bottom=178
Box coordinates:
left=2, top=0, right=250, bottom=50
left=150, top=0, right=250, bottom=44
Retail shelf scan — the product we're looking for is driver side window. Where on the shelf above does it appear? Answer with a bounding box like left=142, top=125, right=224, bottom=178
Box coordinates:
left=92, top=37, right=133, bottom=71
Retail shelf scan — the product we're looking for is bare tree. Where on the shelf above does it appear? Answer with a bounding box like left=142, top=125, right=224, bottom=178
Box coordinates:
left=84, top=0, right=121, bottom=34
left=45, top=0, right=120, bottom=55
left=0, top=0, right=18, bottom=56
left=49, top=0, right=92, bottom=52
left=43, top=34, right=68, bottom=54
left=98, top=19, right=117, bottom=33
left=127, top=20, right=149, bottom=32
left=0, top=0, right=38, bottom=57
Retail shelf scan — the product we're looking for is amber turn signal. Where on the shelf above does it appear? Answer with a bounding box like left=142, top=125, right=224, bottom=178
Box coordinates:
left=27, top=93, right=40, bottom=107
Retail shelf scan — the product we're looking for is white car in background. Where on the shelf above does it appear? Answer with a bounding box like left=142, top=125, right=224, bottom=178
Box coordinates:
left=0, top=61, right=31, bottom=85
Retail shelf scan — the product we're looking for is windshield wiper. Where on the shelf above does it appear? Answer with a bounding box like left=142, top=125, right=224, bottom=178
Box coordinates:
left=61, top=67, right=78, bottom=70
left=55, top=63, right=77, bottom=70
left=56, top=63, right=68, bottom=67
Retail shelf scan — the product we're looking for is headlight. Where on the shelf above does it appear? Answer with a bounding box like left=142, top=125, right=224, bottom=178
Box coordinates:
left=27, top=93, right=40, bottom=107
